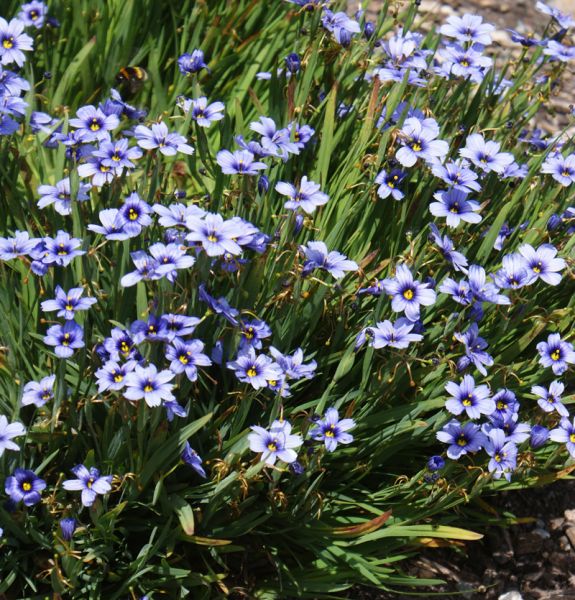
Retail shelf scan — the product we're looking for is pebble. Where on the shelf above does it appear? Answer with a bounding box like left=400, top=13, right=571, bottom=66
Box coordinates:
left=564, top=509, right=575, bottom=523
left=549, top=517, right=565, bottom=531
left=498, top=592, right=523, bottom=600
left=565, top=527, right=575, bottom=550
left=533, top=527, right=551, bottom=540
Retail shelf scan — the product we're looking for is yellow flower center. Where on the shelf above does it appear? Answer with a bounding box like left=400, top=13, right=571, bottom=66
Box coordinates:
left=22, top=482, right=32, bottom=491
left=494, top=453, right=502, bottom=463
left=411, top=142, right=422, bottom=152
left=551, top=349, right=561, bottom=361
left=207, top=234, right=218, bottom=242
left=65, top=304, right=73, bottom=311
left=179, top=354, right=189, bottom=364
left=120, top=341, right=130, bottom=354
left=244, top=327, right=254, bottom=339
left=128, top=208, right=138, bottom=221
left=90, top=119, right=101, bottom=131
left=533, top=263, right=542, bottom=273
left=462, top=396, right=473, bottom=407
left=3, top=37, right=14, bottom=49
left=144, top=384, right=153, bottom=392
left=113, top=374, right=123, bottom=383
left=403, top=289, right=414, bottom=300
left=100, top=165, right=110, bottom=172
left=87, top=478, right=94, bottom=488
left=267, top=441, right=277, bottom=451
left=460, top=60, right=469, bottom=67
left=457, top=435, right=467, bottom=447
left=246, top=367, right=257, bottom=378
left=570, top=434, right=575, bottom=443
left=496, top=401, right=505, bottom=410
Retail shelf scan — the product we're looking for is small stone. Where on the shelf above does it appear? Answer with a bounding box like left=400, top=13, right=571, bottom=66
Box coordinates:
left=533, top=527, right=551, bottom=539
left=498, top=592, right=523, bottom=600
left=549, top=517, right=565, bottom=531
left=559, top=535, right=571, bottom=552
left=565, top=527, right=575, bottom=550
left=564, top=509, right=575, bottom=523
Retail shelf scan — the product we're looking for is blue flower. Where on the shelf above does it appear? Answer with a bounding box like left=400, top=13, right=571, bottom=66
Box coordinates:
left=427, top=456, right=445, bottom=471
left=430, top=189, right=482, bottom=228
left=374, top=169, right=406, bottom=201
left=148, top=242, right=195, bottom=282
left=21, top=374, right=55, bottom=407
left=43, top=321, right=84, bottom=358
left=492, top=254, right=532, bottom=289
left=18, top=2, right=48, bottom=28
left=134, top=122, right=194, bottom=156
left=444, top=374, right=495, bottom=419
left=93, top=138, right=143, bottom=173
left=87, top=209, right=132, bottom=240
left=95, top=360, right=136, bottom=393
left=37, top=177, right=91, bottom=216
left=177, top=96, right=224, bottom=127
left=429, top=224, right=468, bottom=272
left=216, top=149, right=267, bottom=175
left=269, top=347, right=317, bottom=380
left=359, top=318, right=423, bottom=350
left=530, top=424, right=549, bottom=449
left=186, top=212, right=244, bottom=257
left=227, top=347, right=282, bottom=390
left=275, top=176, right=329, bottom=214
left=166, top=338, right=211, bottom=381
left=198, top=284, right=239, bottom=325
left=0, top=18, right=33, bottom=67
left=5, top=468, right=45, bottom=506
left=309, top=407, right=355, bottom=452
left=484, top=428, right=517, bottom=481
left=59, top=517, right=77, bottom=541
left=491, top=389, right=519, bottom=422
left=382, top=264, right=436, bottom=322
left=436, top=419, right=486, bottom=459
left=177, top=50, right=208, bottom=74
left=532, top=380, right=569, bottom=417
left=459, top=133, right=514, bottom=174
left=300, top=241, right=358, bottom=279
left=540, top=152, right=575, bottom=186
left=39, top=231, right=85, bottom=267
left=536, top=1, right=575, bottom=28
left=0, top=415, right=25, bottom=456
left=396, top=117, right=449, bottom=167
left=518, top=243, right=566, bottom=286
left=41, top=285, right=96, bottom=320
left=248, top=420, right=302, bottom=465
left=537, top=333, right=575, bottom=376
left=62, top=464, right=112, bottom=507
left=120, top=251, right=161, bottom=287
left=0, top=230, right=38, bottom=260
left=238, top=319, right=272, bottom=353
left=454, top=323, right=494, bottom=376
left=123, top=364, right=175, bottom=407
left=69, top=105, right=119, bottom=142
left=182, top=442, right=206, bottom=477
left=550, top=418, right=575, bottom=458
left=249, top=116, right=300, bottom=158
left=439, top=14, right=495, bottom=45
